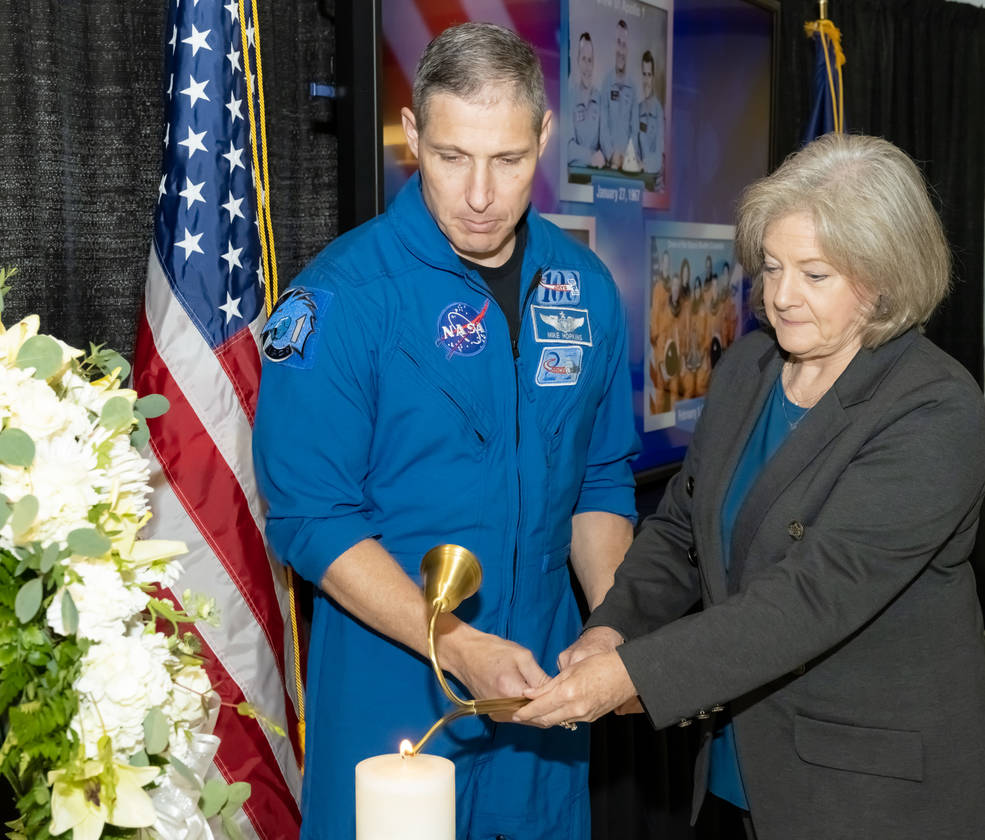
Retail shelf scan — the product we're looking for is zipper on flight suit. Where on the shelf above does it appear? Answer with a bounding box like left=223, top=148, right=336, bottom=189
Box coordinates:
left=504, top=269, right=543, bottom=640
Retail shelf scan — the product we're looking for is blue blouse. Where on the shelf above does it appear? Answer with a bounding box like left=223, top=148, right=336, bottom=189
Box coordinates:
left=708, top=376, right=806, bottom=809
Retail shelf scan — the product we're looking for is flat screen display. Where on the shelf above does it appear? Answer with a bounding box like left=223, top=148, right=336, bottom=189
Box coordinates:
left=380, top=0, right=776, bottom=475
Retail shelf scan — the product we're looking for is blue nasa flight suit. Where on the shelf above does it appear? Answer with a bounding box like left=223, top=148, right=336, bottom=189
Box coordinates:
left=252, top=173, right=638, bottom=840
left=599, top=70, right=637, bottom=165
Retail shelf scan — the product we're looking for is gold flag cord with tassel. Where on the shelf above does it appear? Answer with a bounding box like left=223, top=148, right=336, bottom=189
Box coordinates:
left=238, top=0, right=307, bottom=768
left=804, top=17, right=846, bottom=133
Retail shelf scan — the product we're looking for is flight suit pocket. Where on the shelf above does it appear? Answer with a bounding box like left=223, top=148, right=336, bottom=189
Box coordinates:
left=541, top=543, right=571, bottom=574
left=793, top=714, right=923, bottom=782
left=395, top=342, right=491, bottom=452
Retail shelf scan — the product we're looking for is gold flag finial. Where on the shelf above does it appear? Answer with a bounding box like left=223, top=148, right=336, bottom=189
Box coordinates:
left=819, top=0, right=829, bottom=19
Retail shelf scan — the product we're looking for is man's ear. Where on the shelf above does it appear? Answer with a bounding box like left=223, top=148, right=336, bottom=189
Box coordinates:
left=537, top=110, right=553, bottom=158
left=401, top=107, right=420, bottom=159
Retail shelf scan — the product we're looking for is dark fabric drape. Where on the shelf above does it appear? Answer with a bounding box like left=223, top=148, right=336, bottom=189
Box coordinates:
left=775, top=0, right=985, bottom=386
left=0, top=0, right=337, bottom=361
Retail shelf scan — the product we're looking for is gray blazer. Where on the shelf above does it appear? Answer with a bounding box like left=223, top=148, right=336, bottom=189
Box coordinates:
left=589, top=328, right=985, bottom=840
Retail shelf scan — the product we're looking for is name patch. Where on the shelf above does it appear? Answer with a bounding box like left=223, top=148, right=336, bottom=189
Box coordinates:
left=530, top=305, right=593, bottom=346
left=537, top=269, right=581, bottom=305
left=536, top=346, right=583, bottom=387
left=261, top=286, right=332, bottom=368
left=436, top=300, right=489, bottom=359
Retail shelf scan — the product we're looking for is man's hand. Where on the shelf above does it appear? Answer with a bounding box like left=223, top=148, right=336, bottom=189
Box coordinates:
left=512, top=651, right=637, bottom=728
left=609, top=152, right=624, bottom=170
left=438, top=627, right=549, bottom=721
left=590, top=149, right=605, bottom=168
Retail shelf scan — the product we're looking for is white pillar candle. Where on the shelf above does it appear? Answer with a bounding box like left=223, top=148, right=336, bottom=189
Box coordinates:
left=355, top=746, right=455, bottom=840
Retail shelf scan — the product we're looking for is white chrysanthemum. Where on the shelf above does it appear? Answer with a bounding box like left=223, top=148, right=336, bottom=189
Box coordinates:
left=0, top=433, right=103, bottom=547
left=0, top=363, right=37, bottom=428
left=45, top=559, right=149, bottom=642
left=6, top=373, right=89, bottom=442
left=165, top=665, right=212, bottom=729
left=101, top=432, right=152, bottom=517
left=73, top=633, right=175, bottom=759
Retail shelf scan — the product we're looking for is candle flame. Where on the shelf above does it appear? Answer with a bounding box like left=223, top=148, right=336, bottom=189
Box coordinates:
left=399, top=739, right=414, bottom=757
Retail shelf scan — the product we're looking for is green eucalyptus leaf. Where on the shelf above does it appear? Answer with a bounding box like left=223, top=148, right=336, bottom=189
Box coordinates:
left=200, top=778, right=229, bottom=818
left=15, top=335, right=62, bottom=379
left=67, top=528, right=111, bottom=558
left=103, top=351, right=131, bottom=381
left=134, top=394, right=170, bottom=419
left=14, top=577, right=43, bottom=624
left=129, top=750, right=150, bottom=767
left=99, top=396, right=133, bottom=431
left=220, top=781, right=251, bottom=815
left=143, top=706, right=169, bottom=755
left=40, top=542, right=59, bottom=573
left=60, top=590, right=79, bottom=635
left=10, top=495, right=38, bottom=537
left=130, top=414, right=150, bottom=450
left=0, top=428, right=35, bottom=467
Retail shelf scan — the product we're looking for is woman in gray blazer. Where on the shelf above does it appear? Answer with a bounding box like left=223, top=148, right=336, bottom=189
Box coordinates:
left=515, top=133, right=985, bottom=840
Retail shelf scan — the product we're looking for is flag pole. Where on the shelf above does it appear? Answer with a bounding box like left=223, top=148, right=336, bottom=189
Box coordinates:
left=238, top=0, right=307, bottom=768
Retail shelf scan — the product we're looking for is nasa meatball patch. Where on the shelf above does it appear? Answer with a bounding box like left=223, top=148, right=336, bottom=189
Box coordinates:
left=435, top=299, right=490, bottom=359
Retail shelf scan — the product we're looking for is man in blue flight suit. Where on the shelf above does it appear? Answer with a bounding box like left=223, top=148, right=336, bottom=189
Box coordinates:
left=252, top=22, right=638, bottom=840
left=566, top=31, right=604, bottom=168
left=636, top=49, right=665, bottom=176
left=599, top=19, right=637, bottom=170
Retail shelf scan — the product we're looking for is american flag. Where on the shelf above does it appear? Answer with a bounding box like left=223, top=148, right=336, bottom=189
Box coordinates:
left=132, top=1, right=303, bottom=837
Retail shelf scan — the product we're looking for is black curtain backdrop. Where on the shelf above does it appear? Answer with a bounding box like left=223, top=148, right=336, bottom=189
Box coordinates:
left=775, top=0, right=985, bottom=386
left=1, top=0, right=984, bottom=837
left=0, top=0, right=336, bottom=362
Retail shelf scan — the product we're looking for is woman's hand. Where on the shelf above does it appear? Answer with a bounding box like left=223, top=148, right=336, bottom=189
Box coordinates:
left=556, top=625, right=624, bottom=671
left=512, top=650, right=637, bottom=728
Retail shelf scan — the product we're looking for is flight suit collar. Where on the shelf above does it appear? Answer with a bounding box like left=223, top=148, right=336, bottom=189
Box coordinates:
left=387, top=172, right=557, bottom=277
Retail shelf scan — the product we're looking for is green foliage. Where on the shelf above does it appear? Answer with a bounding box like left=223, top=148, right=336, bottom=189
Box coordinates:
left=66, top=528, right=111, bottom=559
left=0, top=550, right=87, bottom=838
left=142, top=707, right=169, bottom=756
left=0, top=429, right=35, bottom=469
left=133, top=394, right=169, bottom=420
left=9, top=496, right=37, bottom=540
left=81, top=342, right=131, bottom=382
left=99, top=396, right=134, bottom=432
left=0, top=266, right=17, bottom=316
left=15, top=335, right=62, bottom=381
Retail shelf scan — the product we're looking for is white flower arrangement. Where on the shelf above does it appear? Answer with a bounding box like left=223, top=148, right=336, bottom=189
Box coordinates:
left=0, top=268, right=250, bottom=840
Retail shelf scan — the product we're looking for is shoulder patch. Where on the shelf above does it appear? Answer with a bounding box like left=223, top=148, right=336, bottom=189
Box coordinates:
left=260, top=286, right=333, bottom=368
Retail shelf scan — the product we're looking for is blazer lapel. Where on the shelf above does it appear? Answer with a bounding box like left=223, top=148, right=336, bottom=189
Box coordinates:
left=693, top=341, right=783, bottom=603
left=727, top=330, right=917, bottom=588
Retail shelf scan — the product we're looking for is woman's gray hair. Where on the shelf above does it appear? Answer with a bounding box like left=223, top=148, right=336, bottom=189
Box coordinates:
left=412, top=22, right=547, bottom=136
left=734, top=133, right=951, bottom=348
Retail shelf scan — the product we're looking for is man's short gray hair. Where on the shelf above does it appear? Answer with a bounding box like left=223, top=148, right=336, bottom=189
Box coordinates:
left=412, top=22, right=547, bottom=136
left=735, top=133, right=951, bottom=348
